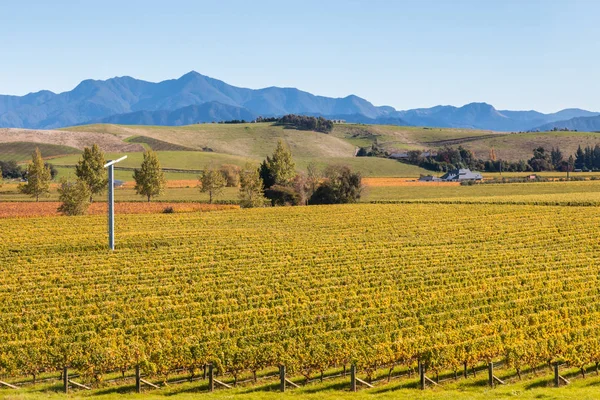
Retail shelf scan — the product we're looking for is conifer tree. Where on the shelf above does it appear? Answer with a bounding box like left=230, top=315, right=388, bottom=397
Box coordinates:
left=269, top=140, right=296, bottom=185
left=75, top=144, right=108, bottom=202
left=133, top=150, right=166, bottom=202
left=18, top=148, right=51, bottom=201
left=575, top=145, right=585, bottom=170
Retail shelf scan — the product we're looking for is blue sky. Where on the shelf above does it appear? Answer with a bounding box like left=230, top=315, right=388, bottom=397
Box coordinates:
left=1, top=0, right=598, bottom=112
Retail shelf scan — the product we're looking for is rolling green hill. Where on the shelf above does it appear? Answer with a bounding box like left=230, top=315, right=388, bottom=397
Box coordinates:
left=462, top=130, right=600, bottom=160
left=125, top=135, right=198, bottom=151
left=51, top=122, right=600, bottom=162
left=2, top=122, right=600, bottom=180
left=60, top=123, right=358, bottom=158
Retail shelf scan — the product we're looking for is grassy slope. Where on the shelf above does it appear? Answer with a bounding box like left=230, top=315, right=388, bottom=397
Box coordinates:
left=330, top=124, right=503, bottom=152
left=50, top=151, right=255, bottom=171
left=62, top=123, right=508, bottom=158
left=53, top=123, right=434, bottom=177
left=125, top=135, right=198, bottom=151
left=49, top=151, right=431, bottom=179
left=0, top=141, right=80, bottom=162
left=466, top=131, right=600, bottom=160
left=331, top=124, right=600, bottom=163
left=61, top=123, right=358, bottom=158
left=6, top=122, right=597, bottom=178
left=22, top=121, right=600, bottom=165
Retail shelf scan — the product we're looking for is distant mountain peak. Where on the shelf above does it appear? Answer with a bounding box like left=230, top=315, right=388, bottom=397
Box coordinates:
left=0, top=72, right=597, bottom=130
left=179, top=70, right=204, bottom=80
left=71, top=79, right=101, bottom=95
left=461, top=102, right=495, bottom=110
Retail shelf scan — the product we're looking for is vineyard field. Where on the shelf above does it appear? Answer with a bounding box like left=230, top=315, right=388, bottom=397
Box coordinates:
left=1, top=204, right=600, bottom=397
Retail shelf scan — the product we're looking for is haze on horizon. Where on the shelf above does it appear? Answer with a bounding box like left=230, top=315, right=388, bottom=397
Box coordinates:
left=1, top=0, right=598, bottom=113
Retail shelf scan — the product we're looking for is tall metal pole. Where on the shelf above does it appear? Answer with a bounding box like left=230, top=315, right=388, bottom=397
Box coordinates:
left=108, top=160, right=115, bottom=250
left=104, top=155, right=126, bottom=251
left=108, top=163, right=115, bottom=250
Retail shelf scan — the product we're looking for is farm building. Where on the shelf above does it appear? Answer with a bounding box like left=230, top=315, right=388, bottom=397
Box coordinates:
left=418, top=168, right=482, bottom=182
left=440, top=168, right=483, bottom=181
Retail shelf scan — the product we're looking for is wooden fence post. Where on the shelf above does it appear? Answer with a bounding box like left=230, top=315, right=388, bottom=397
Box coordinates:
left=419, top=360, right=425, bottom=390
left=350, top=364, right=357, bottom=392
left=208, top=363, right=214, bottom=392
left=135, top=365, right=141, bottom=393
left=279, top=365, right=286, bottom=392
left=554, top=363, right=559, bottom=388
left=488, top=362, right=494, bottom=387
left=63, top=367, right=68, bottom=394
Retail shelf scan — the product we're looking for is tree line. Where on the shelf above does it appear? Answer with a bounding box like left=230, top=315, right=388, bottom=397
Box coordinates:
left=8, top=146, right=167, bottom=213
left=199, top=140, right=362, bottom=206
left=11, top=139, right=361, bottom=215
left=403, top=145, right=582, bottom=173
left=0, top=159, right=58, bottom=180
left=277, top=114, right=334, bottom=133
left=573, top=145, right=600, bottom=171
left=213, top=115, right=334, bottom=134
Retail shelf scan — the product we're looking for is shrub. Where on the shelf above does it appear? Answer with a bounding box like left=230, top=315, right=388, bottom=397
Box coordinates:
left=309, top=165, right=362, bottom=205
left=264, top=184, right=301, bottom=206
left=220, top=164, right=241, bottom=187
left=0, top=160, right=23, bottom=179
left=57, top=178, right=91, bottom=216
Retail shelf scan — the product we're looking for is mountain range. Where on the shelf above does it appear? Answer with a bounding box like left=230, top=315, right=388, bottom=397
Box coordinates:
left=0, top=71, right=597, bottom=132
left=532, top=115, right=600, bottom=132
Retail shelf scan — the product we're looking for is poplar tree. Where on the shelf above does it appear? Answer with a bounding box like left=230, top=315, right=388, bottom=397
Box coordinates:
left=75, top=144, right=108, bottom=202
left=199, top=165, right=226, bottom=204
left=19, top=148, right=51, bottom=201
left=133, top=150, right=166, bottom=202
